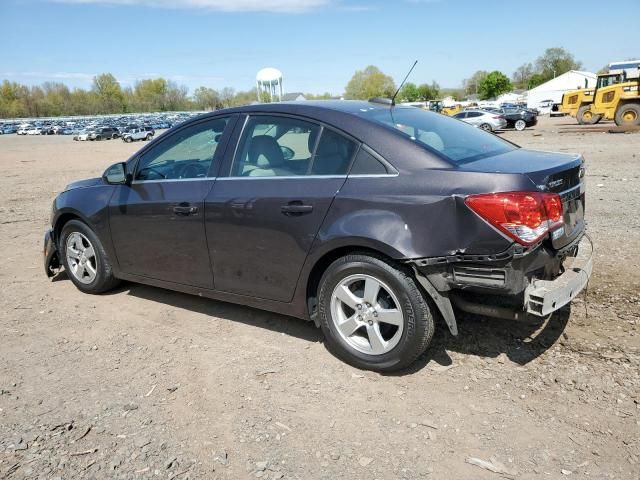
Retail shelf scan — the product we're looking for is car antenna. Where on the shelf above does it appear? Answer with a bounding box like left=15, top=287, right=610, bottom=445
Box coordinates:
left=391, top=60, right=418, bottom=106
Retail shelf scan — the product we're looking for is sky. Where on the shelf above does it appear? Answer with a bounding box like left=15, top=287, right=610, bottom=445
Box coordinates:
left=1, top=0, right=639, bottom=96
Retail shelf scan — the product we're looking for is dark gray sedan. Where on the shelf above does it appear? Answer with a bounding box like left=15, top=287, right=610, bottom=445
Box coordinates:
left=44, top=101, right=591, bottom=371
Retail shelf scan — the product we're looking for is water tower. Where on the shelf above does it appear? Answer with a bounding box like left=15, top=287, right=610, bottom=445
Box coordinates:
left=256, top=67, right=283, bottom=102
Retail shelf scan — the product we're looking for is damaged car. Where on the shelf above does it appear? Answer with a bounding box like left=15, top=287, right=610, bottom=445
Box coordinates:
left=44, top=101, right=591, bottom=372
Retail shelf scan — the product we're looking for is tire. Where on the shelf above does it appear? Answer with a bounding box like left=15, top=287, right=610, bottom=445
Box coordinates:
left=614, top=103, right=640, bottom=127
left=514, top=119, right=526, bottom=131
left=125, top=137, right=132, bottom=143
left=317, top=254, right=434, bottom=372
left=145, top=134, right=152, bottom=141
left=59, top=219, right=120, bottom=294
left=577, top=105, right=601, bottom=125
left=480, top=123, right=492, bottom=132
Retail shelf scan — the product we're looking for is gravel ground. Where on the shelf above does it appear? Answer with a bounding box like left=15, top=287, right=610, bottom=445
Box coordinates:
left=0, top=115, right=638, bottom=479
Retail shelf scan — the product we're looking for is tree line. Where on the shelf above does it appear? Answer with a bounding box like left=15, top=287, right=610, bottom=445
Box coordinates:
left=462, top=47, right=583, bottom=100
left=0, top=73, right=280, bottom=119
left=1, top=47, right=584, bottom=118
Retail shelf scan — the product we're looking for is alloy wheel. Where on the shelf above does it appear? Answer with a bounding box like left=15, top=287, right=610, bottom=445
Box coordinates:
left=65, top=232, right=97, bottom=284
left=330, top=274, right=404, bottom=355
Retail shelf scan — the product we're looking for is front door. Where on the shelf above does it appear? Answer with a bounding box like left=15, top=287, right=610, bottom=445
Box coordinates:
left=109, top=116, right=234, bottom=288
left=206, top=115, right=358, bottom=302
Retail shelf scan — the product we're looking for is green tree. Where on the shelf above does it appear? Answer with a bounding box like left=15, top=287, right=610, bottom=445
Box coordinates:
left=134, top=78, right=168, bottom=111
left=478, top=71, right=512, bottom=100
left=464, top=70, right=488, bottom=96
left=535, top=47, right=582, bottom=82
left=512, top=63, right=534, bottom=90
left=305, top=92, right=333, bottom=100
left=527, top=73, right=547, bottom=89
left=417, top=82, right=440, bottom=101
left=399, top=82, right=419, bottom=102
left=165, top=81, right=190, bottom=111
left=344, top=65, right=396, bottom=100
left=92, top=73, right=124, bottom=113
left=193, top=86, right=221, bottom=110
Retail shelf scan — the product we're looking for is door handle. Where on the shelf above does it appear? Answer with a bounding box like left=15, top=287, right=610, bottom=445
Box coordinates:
left=173, top=205, right=198, bottom=216
left=281, top=202, right=313, bottom=216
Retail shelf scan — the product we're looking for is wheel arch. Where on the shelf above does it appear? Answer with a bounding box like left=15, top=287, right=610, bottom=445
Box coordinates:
left=54, top=209, right=89, bottom=242
left=303, top=241, right=458, bottom=335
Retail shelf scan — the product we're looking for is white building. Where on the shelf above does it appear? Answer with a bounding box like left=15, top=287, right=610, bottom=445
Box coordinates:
left=525, top=70, right=596, bottom=109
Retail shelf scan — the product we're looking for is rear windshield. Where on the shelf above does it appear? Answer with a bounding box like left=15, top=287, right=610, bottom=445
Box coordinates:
left=360, top=106, right=515, bottom=164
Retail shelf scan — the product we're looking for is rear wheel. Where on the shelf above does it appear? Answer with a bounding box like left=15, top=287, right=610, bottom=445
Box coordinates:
left=514, top=119, right=526, bottom=131
left=480, top=123, right=492, bottom=132
left=60, top=220, right=120, bottom=294
left=614, top=103, right=640, bottom=127
left=145, top=134, right=152, bottom=141
left=317, top=254, right=434, bottom=372
left=577, top=105, right=601, bottom=125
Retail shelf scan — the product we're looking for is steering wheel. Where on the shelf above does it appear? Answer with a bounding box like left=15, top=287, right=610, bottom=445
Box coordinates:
left=179, top=162, right=207, bottom=179
left=138, top=167, right=166, bottom=180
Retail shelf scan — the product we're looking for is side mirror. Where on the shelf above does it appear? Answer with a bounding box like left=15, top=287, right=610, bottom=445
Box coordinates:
left=103, top=162, right=131, bottom=185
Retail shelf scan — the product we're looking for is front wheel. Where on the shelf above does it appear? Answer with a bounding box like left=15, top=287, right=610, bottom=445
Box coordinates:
left=514, top=119, right=526, bottom=131
left=614, top=103, right=640, bottom=127
left=577, top=105, right=601, bottom=125
left=60, top=220, right=120, bottom=294
left=125, top=137, right=132, bottom=143
left=480, top=123, right=492, bottom=132
left=317, top=254, right=434, bottom=372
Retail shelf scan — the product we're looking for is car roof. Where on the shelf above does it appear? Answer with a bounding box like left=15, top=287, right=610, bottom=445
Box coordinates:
left=155, top=101, right=454, bottom=171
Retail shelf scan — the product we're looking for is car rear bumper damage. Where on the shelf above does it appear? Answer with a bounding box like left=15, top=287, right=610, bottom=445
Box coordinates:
left=408, top=235, right=592, bottom=333
left=44, top=228, right=60, bottom=277
left=524, top=236, right=592, bottom=316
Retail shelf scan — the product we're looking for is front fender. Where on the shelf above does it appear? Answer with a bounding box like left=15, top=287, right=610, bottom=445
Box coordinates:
left=52, top=185, right=118, bottom=272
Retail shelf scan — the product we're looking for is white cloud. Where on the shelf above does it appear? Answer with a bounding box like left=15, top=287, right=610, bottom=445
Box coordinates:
left=52, top=0, right=332, bottom=12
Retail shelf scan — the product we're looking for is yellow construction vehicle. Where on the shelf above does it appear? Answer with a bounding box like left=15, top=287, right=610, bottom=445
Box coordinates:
left=589, top=75, right=640, bottom=126
left=441, top=104, right=462, bottom=116
left=560, top=61, right=640, bottom=124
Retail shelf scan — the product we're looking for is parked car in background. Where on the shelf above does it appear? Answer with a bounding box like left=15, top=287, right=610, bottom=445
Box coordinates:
left=483, top=107, right=538, bottom=131
left=122, top=128, right=153, bottom=142
left=0, top=125, right=18, bottom=134
left=27, top=127, right=43, bottom=135
left=17, top=125, right=31, bottom=135
left=453, top=109, right=507, bottom=131
left=88, top=127, right=120, bottom=141
left=44, top=100, right=590, bottom=372
left=142, top=126, right=155, bottom=136
left=73, top=130, right=90, bottom=141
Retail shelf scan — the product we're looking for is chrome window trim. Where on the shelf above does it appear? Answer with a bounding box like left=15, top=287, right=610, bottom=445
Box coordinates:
left=348, top=173, right=399, bottom=178
left=216, top=175, right=348, bottom=181
left=131, top=177, right=214, bottom=185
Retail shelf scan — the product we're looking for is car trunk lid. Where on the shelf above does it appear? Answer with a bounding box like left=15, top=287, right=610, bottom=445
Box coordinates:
left=461, top=149, right=586, bottom=249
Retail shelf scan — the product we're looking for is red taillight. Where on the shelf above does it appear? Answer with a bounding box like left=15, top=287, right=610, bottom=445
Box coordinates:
left=465, top=192, right=564, bottom=245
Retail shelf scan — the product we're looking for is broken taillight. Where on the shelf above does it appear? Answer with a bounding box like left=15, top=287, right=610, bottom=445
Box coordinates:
left=465, top=192, right=563, bottom=246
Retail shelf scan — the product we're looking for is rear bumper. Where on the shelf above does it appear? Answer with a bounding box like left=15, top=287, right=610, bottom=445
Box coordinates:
left=524, top=236, right=592, bottom=316
left=44, top=228, right=60, bottom=277
left=409, top=233, right=591, bottom=325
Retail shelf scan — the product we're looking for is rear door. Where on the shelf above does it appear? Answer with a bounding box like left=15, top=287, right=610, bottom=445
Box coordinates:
left=108, top=116, right=235, bottom=287
left=205, top=114, right=358, bottom=302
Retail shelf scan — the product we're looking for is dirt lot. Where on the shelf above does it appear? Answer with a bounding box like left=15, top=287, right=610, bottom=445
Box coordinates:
left=1, top=116, right=638, bottom=480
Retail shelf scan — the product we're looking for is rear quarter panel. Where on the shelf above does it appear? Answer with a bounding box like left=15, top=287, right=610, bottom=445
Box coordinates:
left=311, top=169, right=537, bottom=261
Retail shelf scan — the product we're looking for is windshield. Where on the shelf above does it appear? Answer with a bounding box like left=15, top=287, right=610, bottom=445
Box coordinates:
left=360, top=106, right=515, bottom=164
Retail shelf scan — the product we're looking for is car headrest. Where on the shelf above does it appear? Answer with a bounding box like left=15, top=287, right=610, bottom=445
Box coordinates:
left=248, top=135, right=285, bottom=168
left=211, top=119, right=227, bottom=133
